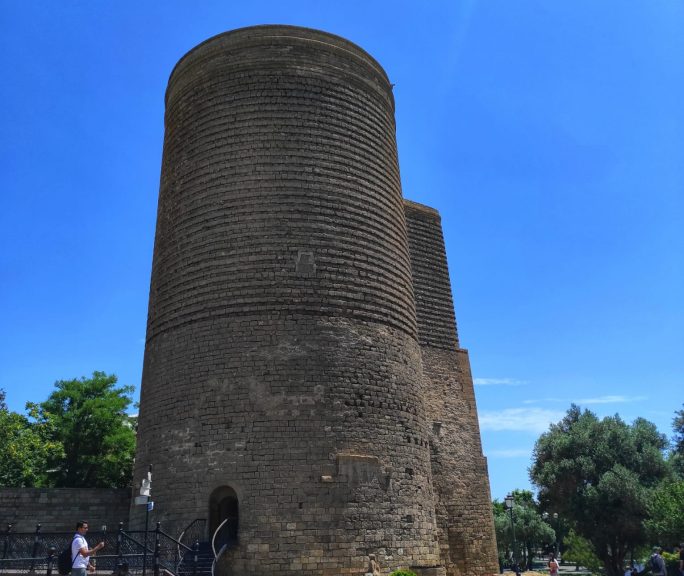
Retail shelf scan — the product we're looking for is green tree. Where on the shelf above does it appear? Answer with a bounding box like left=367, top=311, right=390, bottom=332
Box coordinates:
left=27, top=372, right=136, bottom=488
left=530, top=405, right=669, bottom=576
left=645, top=480, right=684, bottom=547
left=672, top=404, right=684, bottom=455
left=0, top=389, right=59, bottom=487
left=562, top=530, right=602, bottom=574
left=669, top=405, right=684, bottom=478
left=493, top=491, right=556, bottom=569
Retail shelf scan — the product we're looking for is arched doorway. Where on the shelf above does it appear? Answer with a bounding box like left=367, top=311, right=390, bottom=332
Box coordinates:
left=209, top=486, right=239, bottom=545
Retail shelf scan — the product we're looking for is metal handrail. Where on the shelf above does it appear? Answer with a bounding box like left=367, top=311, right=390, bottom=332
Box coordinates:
left=210, top=519, right=233, bottom=576
left=0, top=525, right=205, bottom=576
left=210, top=520, right=228, bottom=559
left=176, top=518, right=204, bottom=568
left=157, top=530, right=191, bottom=553
left=0, top=556, right=53, bottom=562
left=120, top=531, right=149, bottom=552
left=210, top=544, right=227, bottom=576
left=176, top=519, right=205, bottom=547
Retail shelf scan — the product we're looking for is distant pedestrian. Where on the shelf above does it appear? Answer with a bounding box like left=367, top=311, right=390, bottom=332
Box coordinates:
left=71, top=521, right=105, bottom=576
left=678, top=543, right=683, bottom=576
left=548, top=553, right=560, bottom=576
left=649, top=547, right=666, bottom=576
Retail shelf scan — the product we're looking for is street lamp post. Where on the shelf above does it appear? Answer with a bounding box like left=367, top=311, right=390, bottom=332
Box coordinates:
left=505, top=493, right=519, bottom=576
left=542, top=511, right=560, bottom=560
left=553, top=512, right=559, bottom=559
left=542, top=511, right=549, bottom=556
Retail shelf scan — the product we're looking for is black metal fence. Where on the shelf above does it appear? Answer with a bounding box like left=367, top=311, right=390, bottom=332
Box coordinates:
left=0, top=523, right=204, bottom=576
left=176, top=520, right=205, bottom=554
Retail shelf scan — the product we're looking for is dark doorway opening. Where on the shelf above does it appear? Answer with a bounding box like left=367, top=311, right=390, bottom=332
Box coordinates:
left=209, top=486, right=239, bottom=546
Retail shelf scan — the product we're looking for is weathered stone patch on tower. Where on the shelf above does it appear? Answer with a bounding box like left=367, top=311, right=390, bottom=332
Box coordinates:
left=336, top=454, right=388, bottom=487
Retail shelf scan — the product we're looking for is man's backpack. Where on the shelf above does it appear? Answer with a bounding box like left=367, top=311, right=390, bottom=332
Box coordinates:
left=57, top=537, right=78, bottom=576
left=649, top=554, right=661, bottom=574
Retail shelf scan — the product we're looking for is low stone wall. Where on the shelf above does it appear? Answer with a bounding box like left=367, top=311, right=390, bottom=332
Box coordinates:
left=0, top=488, right=131, bottom=532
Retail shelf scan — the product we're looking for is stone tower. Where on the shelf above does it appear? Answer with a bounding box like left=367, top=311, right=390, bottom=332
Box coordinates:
left=133, top=25, right=497, bottom=576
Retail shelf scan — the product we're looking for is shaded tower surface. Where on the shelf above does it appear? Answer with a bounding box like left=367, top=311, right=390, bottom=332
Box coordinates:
left=403, top=200, right=499, bottom=576
left=133, top=26, right=444, bottom=575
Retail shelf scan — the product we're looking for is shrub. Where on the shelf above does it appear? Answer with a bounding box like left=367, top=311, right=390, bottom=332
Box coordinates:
left=390, top=571, right=418, bottom=576
left=662, top=551, right=679, bottom=576
left=562, top=530, right=602, bottom=574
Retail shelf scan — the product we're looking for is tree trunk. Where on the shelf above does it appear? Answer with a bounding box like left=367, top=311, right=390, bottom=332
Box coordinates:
left=602, top=551, right=626, bottom=576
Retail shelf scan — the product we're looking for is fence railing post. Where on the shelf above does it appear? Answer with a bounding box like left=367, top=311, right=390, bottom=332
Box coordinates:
left=116, top=522, right=123, bottom=563
left=192, top=541, right=199, bottom=576
left=173, top=527, right=179, bottom=570
left=30, top=523, right=41, bottom=573
left=46, top=546, right=56, bottom=576
left=153, top=523, right=161, bottom=576
left=2, top=523, right=12, bottom=560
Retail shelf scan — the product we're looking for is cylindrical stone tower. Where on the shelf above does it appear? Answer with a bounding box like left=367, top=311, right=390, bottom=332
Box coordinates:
left=133, top=26, right=443, bottom=575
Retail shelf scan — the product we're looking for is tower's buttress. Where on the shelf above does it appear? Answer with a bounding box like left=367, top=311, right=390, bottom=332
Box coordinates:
left=404, top=200, right=499, bottom=576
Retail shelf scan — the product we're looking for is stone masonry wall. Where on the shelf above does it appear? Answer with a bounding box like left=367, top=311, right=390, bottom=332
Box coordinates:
left=134, top=26, right=443, bottom=576
left=0, top=488, right=130, bottom=532
left=403, top=201, right=459, bottom=350
left=404, top=201, right=498, bottom=575
left=421, top=348, right=499, bottom=576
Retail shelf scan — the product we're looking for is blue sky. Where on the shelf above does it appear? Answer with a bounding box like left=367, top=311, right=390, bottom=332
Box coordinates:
left=1, top=1, right=682, bottom=500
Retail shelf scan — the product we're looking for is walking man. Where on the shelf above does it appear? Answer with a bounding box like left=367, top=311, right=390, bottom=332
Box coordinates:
left=650, top=547, right=666, bottom=576
left=72, top=521, right=105, bottom=575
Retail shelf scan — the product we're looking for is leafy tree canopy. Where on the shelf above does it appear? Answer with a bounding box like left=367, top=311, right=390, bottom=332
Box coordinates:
left=493, top=490, right=555, bottom=569
left=645, top=479, right=684, bottom=547
left=672, top=404, right=684, bottom=455
left=562, top=530, right=602, bottom=574
left=0, top=390, right=60, bottom=487
left=530, top=405, right=669, bottom=576
left=26, top=372, right=136, bottom=488
left=670, top=405, right=684, bottom=478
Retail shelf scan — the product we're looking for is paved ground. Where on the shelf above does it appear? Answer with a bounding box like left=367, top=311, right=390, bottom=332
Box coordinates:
left=503, top=563, right=593, bottom=576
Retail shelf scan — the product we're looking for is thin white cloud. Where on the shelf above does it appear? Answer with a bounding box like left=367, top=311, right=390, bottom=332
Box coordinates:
left=474, top=377, right=526, bottom=386
left=522, top=398, right=564, bottom=405
left=523, top=395, right=648, bottom=406
left=479, top=408, right=565, bottom=433
left=487, top=449, right=531, bottom=458
left=576, top=395, right=647, bottom=405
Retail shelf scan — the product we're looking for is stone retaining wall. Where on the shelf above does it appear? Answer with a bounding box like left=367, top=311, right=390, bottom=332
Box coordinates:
left=0, top=488, right=130, bottom=532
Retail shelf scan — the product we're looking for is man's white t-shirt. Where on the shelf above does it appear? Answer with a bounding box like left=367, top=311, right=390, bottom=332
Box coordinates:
left=71, top=534, right=88, bottom=570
